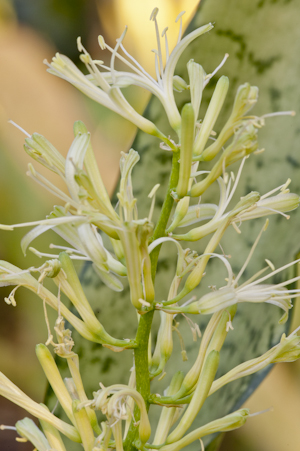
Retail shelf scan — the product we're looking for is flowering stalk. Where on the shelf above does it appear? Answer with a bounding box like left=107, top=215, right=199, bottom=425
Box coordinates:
left=0, top=7, right=299, bottom=451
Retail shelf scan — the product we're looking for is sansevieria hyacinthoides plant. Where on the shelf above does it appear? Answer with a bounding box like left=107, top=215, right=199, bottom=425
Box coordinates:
left=0, top=7, right=299, bottom=451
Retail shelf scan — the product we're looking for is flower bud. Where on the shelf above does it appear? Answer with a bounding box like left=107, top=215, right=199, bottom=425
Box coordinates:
left=57, top=252, right=105, bottom=335
left=231, top=83, right=259, bottom=119
left=150, top=311, right=173, bottom=377
left=0, top=371, right=80, bottom=441
left=206, top=305, right=237, bottom=353
left=174, top=202, right=218, bottom=229
left=153, top=372, right=185, bottom=445
left=272, top=333, right=300, bottom=363
left=24, top=133, right=65, bottom=175
left=36, top=344, right=75, bottom=424
left=239, top=192, right=300, bottom=221
left=173, top=75, right=189, bottom=92
left=210, top=331, right=300, bottom=396
left=137, top=222, right=155, bottom=304
left=170, top=220, right=229, bottom=303
left=73, top=120, right=88, bottom=135
left=187, top=60, right=205, bottom=121
left=167, top=196, right=190, bottom=233
left=118, top=223, right=143, bottom=310
left=166, top=350, right=220, bottom=443
left=193, top=76, right=229, bottom=156
left=229, top=191, right=260, bottom=218
left=72, top=399, right=95, bottom=451
left=176, top=103, right=195, bottom=198
left=160, top=409, right=249, bottom=451
left=199, top=83, right=258, bottom=162
left=39, top=404, right=67, bottom=451
left=191, top=125, right=258, bottom=197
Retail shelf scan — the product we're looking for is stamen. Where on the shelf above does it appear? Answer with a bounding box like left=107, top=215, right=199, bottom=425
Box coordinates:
left=49, top=244, right=85, bottom=255
left=138, top=298, right=151, bottom=307
left=259, top=207, right=290, bottom=219
left=29, top=247, right=89, bottom=260
left=57, top=283, right=62, bottom=321
left=199, top=438, right=205, bottom=451
left=175, top=11, right=186, bottom=44
left=98, top=35, right=106, bottom=50
left=281, top=178, right=291, bottom=192
left=120, top=44, right=157, bottom=84
left=182, top=313, right=201, bottom=341
left=148, top=183, right=160, bottom=222
left=261, top=111, right=296, bottom=119
left=150, top=8, right=163, bottom=79
left=158, top=371, right=166, bottom=381
left=100, top=35, right=158, bottom=85
left=150, top=7, right=159, bottom=21
left=265, top=259, right=275, bottom=271
left=234, top=219, right=268, bottom=285
left=172, top=323, right=188, bottom=361
left=43, top=299, right=55, bottom=346
left=260, top=179, right=292, bottom=200
left=111, top=27, right=128, bottom=84
left=204, top=53, right=229, bottom=87
left=222, top=157, right=247, bottom=213
left=231, top=221, right=242, bottom=234
left=161, top=27, right=169, bottom=60
left=237, top=266, right=269, bottom=289
left=253, top=148, right=265, bottom=155
left=26, top=164, right=78, bottom=208
left=51, top=398, right=59, bottom=415
left=78, top=37, right=110, bottom=92
left=248, top=407, right=273, bottom=418
left=239, top=258, right=300, bottom=290
left=77, top=36, right=84, bottom=52
left=8, top=120, right=31, bottom=137
left=259, top=275, right=300, bottom=291
left=4, top=286, right=20, bottom=306
left=0, top=425, right=17, bottom=430
left=152, top=49, right=163, bottom=86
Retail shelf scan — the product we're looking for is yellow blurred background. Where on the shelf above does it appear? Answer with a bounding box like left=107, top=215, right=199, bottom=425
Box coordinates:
left=0, top=0, right=299, bottom=450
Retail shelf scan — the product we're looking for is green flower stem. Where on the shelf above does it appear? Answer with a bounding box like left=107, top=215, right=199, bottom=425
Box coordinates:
left=124, top=152, right=180, bottom=451
left=150, top=151, right=180, bottom=277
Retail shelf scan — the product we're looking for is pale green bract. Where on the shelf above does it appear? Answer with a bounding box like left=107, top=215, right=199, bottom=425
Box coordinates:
left=0, top=4, right=300, bottom=451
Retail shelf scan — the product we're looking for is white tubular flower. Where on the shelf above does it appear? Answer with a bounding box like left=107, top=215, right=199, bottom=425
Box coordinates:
left=24, top=132, right=66, bottom=177
left=0, top=373, right=81, bottom=442
left=2, top=122, right=128, bottom=290
left=0, top=260, right=100, bottom=342
left=210, top=329, right=300, bottom=395
left=175, top=220, right=300, bottom=323
left=45, top=8, right=213, bottom=137
left=171, top=160, right=299, bottom=241
left=0, top=260, right=132, bottom=348
left=87, top=384, right=151, bottom=445
left=16, top=418, right=52, bottom=451
left=237, top=180, right=300, bottom=221
left=159, top=409, right=249, bottom=451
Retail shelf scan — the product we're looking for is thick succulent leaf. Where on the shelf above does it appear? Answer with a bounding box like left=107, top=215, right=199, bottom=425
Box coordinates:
left=45, top=0, right=300, bottom=449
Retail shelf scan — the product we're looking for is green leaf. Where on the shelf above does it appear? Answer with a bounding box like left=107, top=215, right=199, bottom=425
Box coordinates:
left=45, top=0, right=300, bottom=449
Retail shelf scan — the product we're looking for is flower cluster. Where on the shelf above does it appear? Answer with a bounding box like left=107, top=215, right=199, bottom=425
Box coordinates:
left=0, top=7, right=299, bottom=451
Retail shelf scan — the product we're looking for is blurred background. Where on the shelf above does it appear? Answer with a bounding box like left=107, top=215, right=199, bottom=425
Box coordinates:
left=0, top=0, right=300, bottom=449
